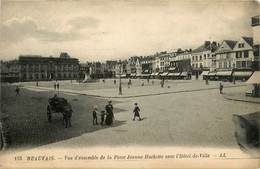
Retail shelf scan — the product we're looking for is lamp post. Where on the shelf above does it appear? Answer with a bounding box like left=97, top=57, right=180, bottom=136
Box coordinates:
left=119, top=60, right=122, bottom=95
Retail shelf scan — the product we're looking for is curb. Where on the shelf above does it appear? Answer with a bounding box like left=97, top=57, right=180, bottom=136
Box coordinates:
left=225, top=96, right=260, bottom=104
left=24, top=84, right=246, bottom=99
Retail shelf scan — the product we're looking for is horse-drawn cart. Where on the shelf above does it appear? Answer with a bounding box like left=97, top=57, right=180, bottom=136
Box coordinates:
left=47, top=97, right=73, bottom=128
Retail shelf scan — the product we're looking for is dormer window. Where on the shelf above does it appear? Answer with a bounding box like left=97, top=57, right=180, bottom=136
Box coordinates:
left=238, top=43, right=244, bottom=48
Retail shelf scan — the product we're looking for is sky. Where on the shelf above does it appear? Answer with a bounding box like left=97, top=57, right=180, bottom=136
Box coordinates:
left=0, top=0, right=259, bottom=63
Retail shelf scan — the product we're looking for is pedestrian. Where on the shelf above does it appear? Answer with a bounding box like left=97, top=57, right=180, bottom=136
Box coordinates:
left=114, top=80, right=116, bottom=85
left=128, top=81, right=131, bottom=88
left=71, top=80, right=72, bottom=83
left=100, top=109, right=106, bottom=126
left=36, top=81, right=38, bottom=86
left=152, top=80, right=154, bottom=85
left=219, top=83, right=224, bottom=94
left=206, top=79, right=209, bottom=85
left=93, top=106, right=99, bottom=125
left=15, top=86, right=20, bottom=96
left=54, top=83, right=56, bottom=90
left=133, top=103, right=141, bottom=121
left=105, top=100, right=114, bottom=125
left=147, top=78, right=149, bottom=83
left=233, top=77, right=236, bottom=84
left=57, top=83, right=59, bottom=90
left=161, top=80, right=164, bottom=88
left=141, top=80, right=144, bottom=86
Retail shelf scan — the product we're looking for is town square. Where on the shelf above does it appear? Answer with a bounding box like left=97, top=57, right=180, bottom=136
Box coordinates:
left=0, top=1, right=259, bottom=168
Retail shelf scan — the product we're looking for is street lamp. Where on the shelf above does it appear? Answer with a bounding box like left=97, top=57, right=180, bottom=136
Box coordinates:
left=119, top=60, right=122, bottom=95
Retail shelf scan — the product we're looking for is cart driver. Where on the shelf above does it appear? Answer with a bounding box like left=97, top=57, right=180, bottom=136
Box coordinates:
left=50, top=94, right=59, bottom=106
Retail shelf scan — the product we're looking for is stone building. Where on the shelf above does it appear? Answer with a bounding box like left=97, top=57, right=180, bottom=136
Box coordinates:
left=19, top=53, right=79, bottom=81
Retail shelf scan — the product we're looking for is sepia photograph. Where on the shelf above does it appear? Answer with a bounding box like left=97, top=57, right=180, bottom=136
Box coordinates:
left=0, top=0, right=259, bottom=168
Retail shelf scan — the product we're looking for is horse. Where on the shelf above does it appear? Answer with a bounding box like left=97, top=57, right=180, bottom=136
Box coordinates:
left=62, top=103, right=73, bottom=128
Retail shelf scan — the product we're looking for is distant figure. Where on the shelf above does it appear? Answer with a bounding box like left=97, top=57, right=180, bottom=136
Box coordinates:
left=219, top=83, right=224, bottom=94
left=141, top=80, right=144, bottom=86
left=71, top=80, right=72, bottom=83
left=54, top=83, right=56, bottom=90
left=15, top=86, right=20, bottom=96
left=114, top=80, right=116, bottom=85
left=128, top=81, right=131, bottom=88
left=36, top=81, right=38, bottom=86
left=57, top=83, right=59, bottom=90
left=100, top=109, right=106, bottom=126
left=206, top=79, right=209, bottom=85
left=129, top=79, right=132, bottom=85
left=147, top=78, right=149, bottom=83
left=92, top=106, right=99, bottom=125
left=133, top=103, right=141, bottom=121
left=105, top=100, right=114, bottom=125
left=233, top=77, right=236, bottom=84
left=161, top=80, right=164, bottom=88
left=152, top=80, right=154, bottom=85
left=103, top=79, right=105, bottom=83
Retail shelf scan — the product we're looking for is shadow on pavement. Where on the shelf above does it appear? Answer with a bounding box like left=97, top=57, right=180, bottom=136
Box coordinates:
left=1, top=84, right=127, bottom=151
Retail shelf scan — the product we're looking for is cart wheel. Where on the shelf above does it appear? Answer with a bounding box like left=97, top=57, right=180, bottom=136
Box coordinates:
left=47, top=106, right=52, bottom=123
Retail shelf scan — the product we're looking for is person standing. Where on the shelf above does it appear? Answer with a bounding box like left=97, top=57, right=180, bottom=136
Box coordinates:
left=57, top=83, right=59, bottom=90
left=54, top=83, right=56, bottom=90
left=36, top=81, right=38, bottom=86
left=100, top=109, right=106, bottom=126
left=161, top=80, right=164, bottom=88
left=141, top=80, right=144, bottom=86
left=114, top=80, right=116, bottom=85
left=219, top=83, right=224, bottom=94
left=92, top=106, right=99, bottom=125
left=15, top=86, right=20, bottom=96
left=133, top=103, right=141, bottom=121
left=105, top=100, right=114, bottom=125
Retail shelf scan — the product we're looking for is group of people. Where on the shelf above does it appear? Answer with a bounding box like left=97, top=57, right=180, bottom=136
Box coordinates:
left=92, top=100, right=114, bottom=126
left=54, top=83, right=60, bottom=90
left=92, top=101, right=142, bottom=126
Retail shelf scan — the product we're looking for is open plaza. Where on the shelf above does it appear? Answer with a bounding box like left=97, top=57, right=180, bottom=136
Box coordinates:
left=1, top=78, right=259, bottom=152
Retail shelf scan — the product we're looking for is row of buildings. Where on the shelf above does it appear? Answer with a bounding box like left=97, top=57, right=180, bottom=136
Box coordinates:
left=1, top=15, right=260, bottom=82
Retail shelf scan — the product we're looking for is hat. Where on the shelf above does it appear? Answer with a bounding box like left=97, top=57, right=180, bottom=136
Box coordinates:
left=108, top=100, right=112, bottom=103
left=135, top=103, right=138, bottom=105
left=94, top=106, right=98, bottom=110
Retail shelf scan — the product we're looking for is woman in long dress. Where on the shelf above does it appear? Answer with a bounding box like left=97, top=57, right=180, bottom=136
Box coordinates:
left=105, top=100, right=114, bottom=125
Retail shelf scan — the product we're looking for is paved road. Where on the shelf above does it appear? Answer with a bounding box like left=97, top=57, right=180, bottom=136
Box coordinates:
left=2, top=80, right=259, bottom=152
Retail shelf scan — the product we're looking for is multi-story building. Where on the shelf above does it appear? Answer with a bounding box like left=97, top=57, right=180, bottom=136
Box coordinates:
left=19, top=53, right=79, bottom=81
left=157, top=52, right=170, bottom=72
left=233, top=37, right=254, bottom=69
left=251, top=15, right=260, bottom=70
left=0, top=59, right=20, bottom=82
left=215, top=40, right=237, bottom=71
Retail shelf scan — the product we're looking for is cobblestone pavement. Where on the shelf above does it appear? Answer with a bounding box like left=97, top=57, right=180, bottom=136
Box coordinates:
left=1, top=80, right=259, bottom=152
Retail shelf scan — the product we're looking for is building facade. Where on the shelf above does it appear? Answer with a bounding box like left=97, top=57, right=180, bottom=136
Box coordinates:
left=19, top=53, right=79, bottom=81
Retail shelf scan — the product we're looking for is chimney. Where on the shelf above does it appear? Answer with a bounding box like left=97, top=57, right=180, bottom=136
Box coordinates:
left=212, top=41, right=217, bottom=46
left=204, top=41, right=210, bottom=48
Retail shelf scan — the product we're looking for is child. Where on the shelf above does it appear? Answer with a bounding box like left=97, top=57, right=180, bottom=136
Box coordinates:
left=133, top=103, right=141, bottom=121
left=93, top=106, right=99, bottom=125
left=100, top=109, right=106, bottom=126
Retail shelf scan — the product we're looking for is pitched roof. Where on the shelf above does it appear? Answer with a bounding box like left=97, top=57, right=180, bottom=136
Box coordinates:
left=192, top=43, right=218, bottom=53
left=242, top=37, right=253, bottom=46
left=225, top=40, right=237, bottom=49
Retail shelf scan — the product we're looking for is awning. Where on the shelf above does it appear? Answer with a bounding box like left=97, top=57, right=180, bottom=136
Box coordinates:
left=201, top=71, right=209, bottom=76
left=247, top=71, right=260, bottom=83
left=130, top=73, right=136, bottom=77
left=160, top=72, right=168, bottom=77
left=216, top=71, right=232, bottom=76
left=136, top=74, right=141, bottom=77
left=168, top=67, right=176, bottom=71
left=141, top=74, right=150, bottom=77
left=167, top=73, right=180, bottom=76
left=143, top=70, right=149, bottom=73
left=121, top=74, right=126, bottom=78
left=151, top=72, right=159, bottom=76
left=233, top=71, right=253, bottom=77
left=180, top=72, right=188, bottom=76
left=206, top=72, right=217, bottom=76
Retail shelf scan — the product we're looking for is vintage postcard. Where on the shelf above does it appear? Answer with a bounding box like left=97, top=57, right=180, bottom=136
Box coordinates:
left=0, top=0, right=259, bottom=168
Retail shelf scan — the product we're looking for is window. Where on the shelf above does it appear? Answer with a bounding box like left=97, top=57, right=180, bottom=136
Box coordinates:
left=200, top=55, right=202, bottom=60
left=228, top=61, right=231, bottom=67
left=224, top=62, right=227, bottom=68
left=236, top=61, right=241, bottom=68
left=196, top=63, right=198, bottom=68
left=219, top=62, right=222, bottom=68
left=238, top=43, right=244, bottom=48
left=192, top=64, right=194, bottom=67
left=244, top=51, right=249, bottom=58
left=247, top=60, right=252, bottom=67
left=242, top=61, right=246, bottom=67
left=207, top=54, right=210, bottom=58
left=204, top=54, right=206, bottom=59
left=192, top=56, right=194, bottom=61
left=196, top=56, right=198, bottom=61
left=236, top=51, right=242, bottom=58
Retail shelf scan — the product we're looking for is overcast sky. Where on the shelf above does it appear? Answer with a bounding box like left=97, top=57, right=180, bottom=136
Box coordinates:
left=0, top=0, right=259, bottom=62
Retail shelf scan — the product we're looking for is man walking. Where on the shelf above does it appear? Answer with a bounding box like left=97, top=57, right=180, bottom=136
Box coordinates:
left=15, top=86, right=20, bottom=96
left=219, top=83, right=224, bottom=94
